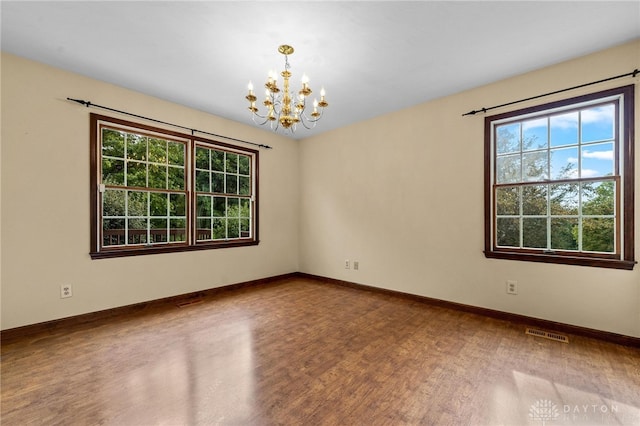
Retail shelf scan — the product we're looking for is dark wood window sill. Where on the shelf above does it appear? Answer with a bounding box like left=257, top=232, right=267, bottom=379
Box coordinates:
left=484, top=250, right=636, bottom=270
left=91, top=240, right=259, bottom=259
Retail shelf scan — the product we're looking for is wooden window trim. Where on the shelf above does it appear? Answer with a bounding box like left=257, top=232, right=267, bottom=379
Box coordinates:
left=484, top=85, right=635, bottom=270
left=90, top=113, right=259, bottom=259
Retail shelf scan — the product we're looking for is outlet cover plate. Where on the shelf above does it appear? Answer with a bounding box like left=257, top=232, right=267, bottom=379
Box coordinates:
left=61, top=284, right=73, bottom=298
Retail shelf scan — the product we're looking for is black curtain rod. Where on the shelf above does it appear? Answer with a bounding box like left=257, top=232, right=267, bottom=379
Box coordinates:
left=66, top=97, right=272, bottom=149
left=462, top=68, right=639, bottom=116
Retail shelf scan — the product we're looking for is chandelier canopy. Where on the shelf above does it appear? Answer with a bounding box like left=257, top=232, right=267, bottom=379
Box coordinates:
left=245, top=45, right=328, bottom=133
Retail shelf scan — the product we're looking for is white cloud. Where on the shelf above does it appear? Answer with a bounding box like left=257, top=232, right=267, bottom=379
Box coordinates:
left=550, top=112, right=578, bottom=129
left=583, top=150, right=613, bottom=160
left=567, top=156, right=579, bottom=163
left=581, top=105, right=614, bottom=124
left=581, top=168, right=601, bottom=178
left=522, top=118, right=546, bottom=131
left=563, top=168, right=579, bottom=178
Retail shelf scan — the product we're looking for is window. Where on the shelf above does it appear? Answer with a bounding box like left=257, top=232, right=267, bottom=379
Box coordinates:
left=484, top=85, right=635, bottom=270
left=90, top=113, right=258, bottom=259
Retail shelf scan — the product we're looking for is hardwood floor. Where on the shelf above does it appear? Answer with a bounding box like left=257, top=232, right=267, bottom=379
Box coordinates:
left=2, top=276, right=639, bottom=425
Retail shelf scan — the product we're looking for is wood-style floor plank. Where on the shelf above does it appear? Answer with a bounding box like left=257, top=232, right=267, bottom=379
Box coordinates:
left=2, top=276, right=639, bottom=425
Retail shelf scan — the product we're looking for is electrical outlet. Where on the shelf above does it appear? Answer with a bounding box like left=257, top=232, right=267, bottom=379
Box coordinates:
left=61, top=284, right=73, bottom=299
left=345, top=259, right=350, bottom=269
left=506, top=280, right=518, bottom=295
left=353, top=261, right=359, bottom=270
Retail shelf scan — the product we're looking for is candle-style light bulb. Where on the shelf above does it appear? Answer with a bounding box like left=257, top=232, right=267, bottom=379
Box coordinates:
left=311, top=98, right=320, bottom=118
left=318, top=87, right=328, bottom=107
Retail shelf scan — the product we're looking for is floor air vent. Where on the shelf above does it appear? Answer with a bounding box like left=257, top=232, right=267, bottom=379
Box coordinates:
left=525, top=327, right=569, bottom=343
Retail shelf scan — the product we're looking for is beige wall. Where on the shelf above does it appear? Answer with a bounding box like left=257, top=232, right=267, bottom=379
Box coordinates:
left=299, top=40, right=640, bottom=338
left=1, top=53, right=299, bottom=330
left=2, top=40, right=640, bottom=337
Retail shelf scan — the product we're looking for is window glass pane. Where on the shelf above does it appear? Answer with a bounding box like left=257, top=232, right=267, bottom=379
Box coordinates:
left=212, top=150, right=225, bottom=172
left=197, top=195, right=211, bottom=217
left=170, top=219, right=186, bottom=242
left=228, top=218, right=240, bottom=239
left=212, top=172, right=224, bottom=193
left=522, top=185, right=547, bottom=216
left=522, top=151, right=548, bottom=181
left=126, top=161, right=147, bottom=187
left=103, top=219, right=125, bottom=246
left=169, top=194, right=186, bottom=216
left=240, top=219, right=250, bottom=237
left=581, top=142, right=614, bottom=178
left=148, top=164, right=167, bottom=189
left=496, top=123, right=520, bottom=154
left=196, top=219, right=211, bottom=241
left=227, top=198, right=240, bottom=217
left=150, top=218, right=167, bottom=243
left=239, top=155, right=250, bottom=175
left=150, top=192, right=168, bottom=216
left=226, top=153, right=238, bottom=173
left=196, top=170, right=210, bottom=192
left=127, top=134, right=147, bottom=160
left=522, top=118, right=547, bottom=150
left=496, top=218, right=520, bottom=247
left=148, top=138, right=167, bottom=163
left=239, top=176, right=251, bottom=196
left=240, top=198, right=250, bottom=217
left=582, top=181, right=614, bottom=216
left=582, top=218, right=614, bottom=253
left=226, top=174, right=238, bottom=194
left=103, top=189, right=125, bottom=217
left=168, top=167, right=185, bottom=190
left=127, top=191, right=148, bottom=217
left=581, top=104, right=614, bottom=143
left=523, top=218, right=547, bottom=249
left=102, top=158, right=125, bottom=186
left=212, top=218, right=226, bottom=239
left=102, top=129, right=125, bottom=158
left=128, top=219, right=147, bottom=244
left=550, top=218, right=578, bottom=250
left=496, top=187, right=519, bottom=215
left=550, top=111, right=578, bottom=147
left=195, top=147, right=209, bottom=170
left=550, top=147, right=578, bottom=180
left=168, top=142, right=185, bottom=166
left=550, top=183, right=578, bottom=215
left=496, top=154, right=521, bottom=184
left=213, top=197, right=226, bottom=217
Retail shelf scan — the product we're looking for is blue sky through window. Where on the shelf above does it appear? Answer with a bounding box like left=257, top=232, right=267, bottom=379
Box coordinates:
left=497, top=102, right=616, bottom=180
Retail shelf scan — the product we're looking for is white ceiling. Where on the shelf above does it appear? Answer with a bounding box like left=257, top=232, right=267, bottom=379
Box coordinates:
left=2, top=1, right=639, bottom=140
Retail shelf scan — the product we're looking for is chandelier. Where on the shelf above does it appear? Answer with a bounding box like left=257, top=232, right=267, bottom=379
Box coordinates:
left=245, top=45, right=328, bottom=132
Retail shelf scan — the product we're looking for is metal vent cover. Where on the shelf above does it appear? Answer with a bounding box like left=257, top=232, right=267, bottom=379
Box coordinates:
left=526, top=327, right=569, bottom=343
